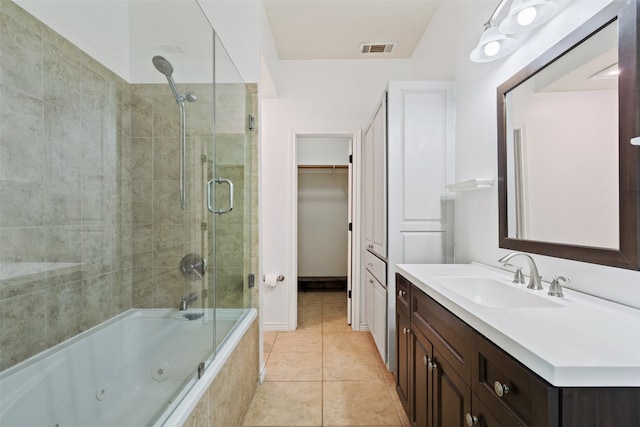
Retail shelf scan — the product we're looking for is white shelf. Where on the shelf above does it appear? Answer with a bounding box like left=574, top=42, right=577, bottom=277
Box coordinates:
left=446, top=178, right=494, bottom=192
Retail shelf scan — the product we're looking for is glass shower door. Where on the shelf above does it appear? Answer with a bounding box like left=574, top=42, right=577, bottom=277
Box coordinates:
left=208, top=33, right=253, bottom=350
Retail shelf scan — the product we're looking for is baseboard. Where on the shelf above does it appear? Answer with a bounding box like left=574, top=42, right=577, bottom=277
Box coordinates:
left=262, top=322, right=291, bottom=332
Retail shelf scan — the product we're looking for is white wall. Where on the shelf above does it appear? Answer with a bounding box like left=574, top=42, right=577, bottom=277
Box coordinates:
left=261, top=59, right=411, bottom=329
left=412, top=0, right=640, bottom=309
left=198, top=0, right=262, bottom=83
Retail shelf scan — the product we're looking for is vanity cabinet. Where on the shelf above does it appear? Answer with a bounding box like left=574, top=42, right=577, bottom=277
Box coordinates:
left=396, top=272, right=640, bottom=427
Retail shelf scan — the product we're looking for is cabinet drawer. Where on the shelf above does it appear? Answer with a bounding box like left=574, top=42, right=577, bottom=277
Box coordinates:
left=472, top=333, right=559, bottom=427
left=365, top=250, right=386, bottom=285
left=395, top=274, right=411, bottom=317
left=470, top=393, right=526, bottom=427
left=411, top=287, right=472, bottom=384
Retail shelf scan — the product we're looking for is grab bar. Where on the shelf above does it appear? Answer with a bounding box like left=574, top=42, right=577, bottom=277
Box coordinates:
left=207, top=177, right=234, bottom=215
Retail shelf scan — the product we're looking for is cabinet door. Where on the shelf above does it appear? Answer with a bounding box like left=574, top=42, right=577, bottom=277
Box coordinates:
left=373, top=278, right=387, bottom=358
left=432, top=348, right=471, bottom=427
left=372, top=97, right=387, bottom=258
left=365, top=270, right=375, bottom=335
left=396, top=311, right=411, bottom=415
left=363, top=122, right=374, bottom=251
left=413, top=330, right=433, bottom=427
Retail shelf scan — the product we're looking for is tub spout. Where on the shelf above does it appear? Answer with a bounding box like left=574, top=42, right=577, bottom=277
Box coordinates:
left=179, top=292, right=198, bottom=310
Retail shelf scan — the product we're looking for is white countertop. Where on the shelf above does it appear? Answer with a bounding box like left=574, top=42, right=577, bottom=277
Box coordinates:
left=396, top=263, right=640, bottom=387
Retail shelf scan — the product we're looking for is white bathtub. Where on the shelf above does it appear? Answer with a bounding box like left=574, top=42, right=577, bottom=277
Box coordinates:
left=0, top=307, right=257, bottom=427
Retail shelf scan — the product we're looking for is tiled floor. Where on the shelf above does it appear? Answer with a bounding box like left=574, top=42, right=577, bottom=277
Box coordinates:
left=243, top=290, right=411, bottom=427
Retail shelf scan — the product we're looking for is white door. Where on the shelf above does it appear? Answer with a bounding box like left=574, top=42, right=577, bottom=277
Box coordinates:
left=347, top=140, right=353, bottom=324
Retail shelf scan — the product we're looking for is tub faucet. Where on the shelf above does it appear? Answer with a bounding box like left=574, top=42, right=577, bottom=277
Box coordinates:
left=180, top=292, right=198, bottom=310
left=498, top=253, right=543, bottom=290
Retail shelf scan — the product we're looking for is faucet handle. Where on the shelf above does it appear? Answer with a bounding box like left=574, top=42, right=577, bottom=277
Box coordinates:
left=548, top=275, right=570, bottom=297
left=504, top=263, right=525, bottom=284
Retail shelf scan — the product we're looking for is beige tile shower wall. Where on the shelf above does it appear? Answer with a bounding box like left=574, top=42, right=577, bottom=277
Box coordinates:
left=0, top=0, right=133, bottom=371
left=183, top=318, right=259, bottom=427
left=129, top=83, right=214, bottom=310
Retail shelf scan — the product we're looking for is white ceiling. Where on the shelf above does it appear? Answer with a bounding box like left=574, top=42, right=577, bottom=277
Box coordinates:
left=263, top=0, right=442, bottom=60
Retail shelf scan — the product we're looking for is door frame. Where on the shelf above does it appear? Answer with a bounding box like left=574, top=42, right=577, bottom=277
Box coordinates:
left=290, top=129, right=362, bottom=331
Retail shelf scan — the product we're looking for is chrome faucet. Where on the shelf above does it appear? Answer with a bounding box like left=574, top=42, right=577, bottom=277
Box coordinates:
left=498, top=253, right=543, bottom=290
left=179, top=292, right=198, bottom=310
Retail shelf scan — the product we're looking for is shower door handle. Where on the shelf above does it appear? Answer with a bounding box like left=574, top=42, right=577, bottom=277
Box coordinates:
left=207, top=177, right=234, bottom=215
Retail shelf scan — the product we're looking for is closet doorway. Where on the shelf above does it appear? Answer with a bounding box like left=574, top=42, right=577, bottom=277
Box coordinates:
left=294, top=133, right=358, bottom=328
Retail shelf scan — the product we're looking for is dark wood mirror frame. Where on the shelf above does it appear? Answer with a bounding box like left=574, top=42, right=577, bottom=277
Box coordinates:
left=498, top=0, right=640, bottom=270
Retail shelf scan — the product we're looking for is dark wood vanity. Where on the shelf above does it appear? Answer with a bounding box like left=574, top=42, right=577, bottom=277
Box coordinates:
left=396, top=273, right=640, bottom=427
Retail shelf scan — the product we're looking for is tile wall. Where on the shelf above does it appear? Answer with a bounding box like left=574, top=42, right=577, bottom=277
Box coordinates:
left=0, top=0, right=133, bottom=370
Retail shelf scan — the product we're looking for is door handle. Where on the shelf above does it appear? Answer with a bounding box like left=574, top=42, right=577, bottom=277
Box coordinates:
left=207, top=177, right=234, bottom=215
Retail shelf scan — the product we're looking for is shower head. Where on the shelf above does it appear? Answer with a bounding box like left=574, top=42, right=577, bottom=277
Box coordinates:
left=152, top=55, right=197, bottom=105
left=152, top=55, right=182, bottom=103
left=152, top=55, right=174, bottom=77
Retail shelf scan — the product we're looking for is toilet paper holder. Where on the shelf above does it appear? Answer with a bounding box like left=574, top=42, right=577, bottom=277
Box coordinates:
left=263, top=275, right=285, bottom=282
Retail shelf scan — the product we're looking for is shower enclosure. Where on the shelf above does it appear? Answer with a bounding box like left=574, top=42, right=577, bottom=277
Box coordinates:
left=0, top=0, right=257, bottom=424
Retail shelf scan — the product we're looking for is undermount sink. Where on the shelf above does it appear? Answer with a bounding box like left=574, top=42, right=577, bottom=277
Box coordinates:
left=432, top=276, right=564, bottom=308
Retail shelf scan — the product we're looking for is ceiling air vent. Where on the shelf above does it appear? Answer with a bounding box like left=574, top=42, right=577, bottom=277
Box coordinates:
left=360, top=42, right=397, bottom=55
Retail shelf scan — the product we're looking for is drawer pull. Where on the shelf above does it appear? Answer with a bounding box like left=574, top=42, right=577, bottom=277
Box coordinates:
left=403, top=328, right=410, bottom=335
left=465, top=413, right=479, bottom=426
left=493, top=381, right=511, bottom=397
left=398, top=290, right=406, bottom=297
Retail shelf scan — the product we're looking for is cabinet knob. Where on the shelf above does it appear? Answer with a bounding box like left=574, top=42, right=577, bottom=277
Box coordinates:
left=493, top=381, right=511, bottom=397
left=403, top=327, right=410, bottom=335
left=465, top=413, right=479, bottom=426
left=423, top=356, right=429, bottom=365
left=398, top=290, right=406, bottom=297
left=428, top=360, right=437, bottom=372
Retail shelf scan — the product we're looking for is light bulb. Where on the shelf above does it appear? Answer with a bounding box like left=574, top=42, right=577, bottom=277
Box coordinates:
left=484, top=41, right=501, bottom=57
left=517, top=7, right=537, bottom=26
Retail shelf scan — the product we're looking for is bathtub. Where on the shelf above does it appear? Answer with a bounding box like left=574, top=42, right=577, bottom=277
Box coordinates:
left=0, top=307, right=257, bottom=427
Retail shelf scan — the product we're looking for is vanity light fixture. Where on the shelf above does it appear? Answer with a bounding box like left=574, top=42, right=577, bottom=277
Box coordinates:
left=499, top=0, right=558, bottom=34
left=470, top=0, right=558, bottom=63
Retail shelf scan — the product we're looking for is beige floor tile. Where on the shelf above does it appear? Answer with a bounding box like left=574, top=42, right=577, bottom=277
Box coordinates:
left=272, top=330, right=323, bottom=353
left=323, top=304, right=347, bottom=318
left=323, top=332, right=376, bottom=353
left=243, top=381, right=323, bottom=426
left=323, top=381, right=401, bottom=426
left=264, top=331, right=278, bottom=357
left=298, top=318, right=324, bottom=333
left=266, top=352, right=323, bottom=381
left=323, top=351, right=383, bottom=381
left=322, top=291, right=346, bottom=305
left=322, top=316, right=353, bottom=333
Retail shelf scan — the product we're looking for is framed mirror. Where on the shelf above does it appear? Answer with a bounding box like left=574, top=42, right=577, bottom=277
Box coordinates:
left=497, top=0, right=640, bottom=270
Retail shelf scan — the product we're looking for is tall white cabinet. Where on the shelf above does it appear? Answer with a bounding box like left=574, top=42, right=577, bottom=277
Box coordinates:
left=362, top=81, right=455, bottom=369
